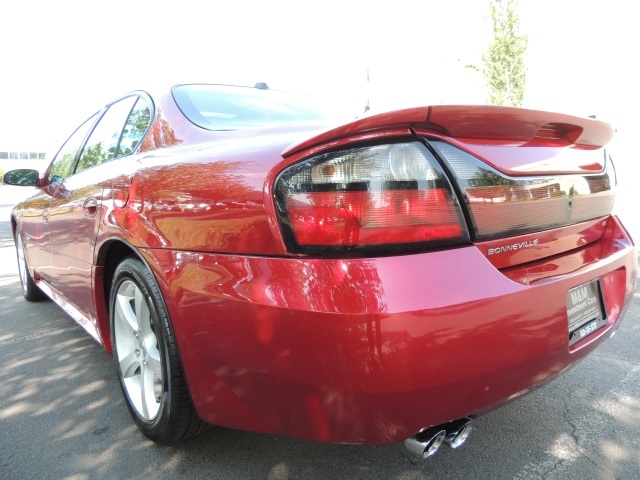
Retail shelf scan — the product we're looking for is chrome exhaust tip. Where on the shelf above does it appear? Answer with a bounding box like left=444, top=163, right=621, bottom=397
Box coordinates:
left=444, top=418, right=474, bottom=449
left=404, top=428, right=447, bottom=459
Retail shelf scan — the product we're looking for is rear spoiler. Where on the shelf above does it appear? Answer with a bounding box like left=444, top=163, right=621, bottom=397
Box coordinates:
left=282, top=105, right=615, bottom=157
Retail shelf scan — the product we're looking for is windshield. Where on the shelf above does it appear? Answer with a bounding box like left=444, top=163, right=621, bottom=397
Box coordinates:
left=172, top=84, right=333, bottom=131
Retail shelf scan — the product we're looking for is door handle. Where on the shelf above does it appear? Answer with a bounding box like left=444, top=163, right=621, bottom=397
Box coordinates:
left=83, top=197, right=98, bottom=218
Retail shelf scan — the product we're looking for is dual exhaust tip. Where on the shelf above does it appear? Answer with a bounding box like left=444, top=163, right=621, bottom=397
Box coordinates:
left=404, top=418, right=474, bottom=459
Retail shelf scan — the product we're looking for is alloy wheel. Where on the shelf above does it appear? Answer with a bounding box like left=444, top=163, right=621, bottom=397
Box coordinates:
left=113, top=279, right=163, bottom=421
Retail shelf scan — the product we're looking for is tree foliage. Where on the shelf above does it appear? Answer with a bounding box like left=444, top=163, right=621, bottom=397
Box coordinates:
left=482, top=0, right=528, bottom=106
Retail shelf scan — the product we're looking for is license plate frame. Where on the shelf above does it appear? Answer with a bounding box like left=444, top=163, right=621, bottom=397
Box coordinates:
left=566, top=279, right=607, bottom=346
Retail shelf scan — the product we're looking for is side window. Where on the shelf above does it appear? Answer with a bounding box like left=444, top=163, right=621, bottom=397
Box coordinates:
left=48, top=113, right=98, bottom=183
left=75, top=96, right=138, bottom=174
left=117, top=97, right=151, bottom=156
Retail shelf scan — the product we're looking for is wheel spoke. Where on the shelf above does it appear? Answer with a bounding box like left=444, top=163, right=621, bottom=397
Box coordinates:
left=146, top=348, right=162, bottom=378
left=141, top=360, right=161, bottom=419
left=116, top=291, right=139, bottom=334
left=140, top=362, right=151, bottom=419
left=119, top=349, right=140, bottom=378
left=123, top=376, right=143, bottom=414
left=136, top=289, right=153, bottom=342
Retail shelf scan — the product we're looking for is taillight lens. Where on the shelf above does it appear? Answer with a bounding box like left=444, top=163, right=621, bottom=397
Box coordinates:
left=429, top=140, right=615, bottom=239
left=274, top=141, right=468, bottom=254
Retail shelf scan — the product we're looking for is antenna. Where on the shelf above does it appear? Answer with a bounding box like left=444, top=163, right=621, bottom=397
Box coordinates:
left=364, top=67, right=370, bottom=113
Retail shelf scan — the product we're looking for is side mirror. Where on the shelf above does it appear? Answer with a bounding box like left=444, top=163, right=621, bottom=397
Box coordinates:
left=3, top=169, right=40, bottom=186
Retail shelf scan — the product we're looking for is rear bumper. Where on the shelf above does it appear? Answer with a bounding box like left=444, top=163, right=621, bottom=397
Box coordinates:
left=141, top=215, right=637, bottom=444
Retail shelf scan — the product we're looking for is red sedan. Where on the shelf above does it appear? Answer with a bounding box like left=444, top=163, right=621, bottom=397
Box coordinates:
left=4, top=84, right=636, bottom=458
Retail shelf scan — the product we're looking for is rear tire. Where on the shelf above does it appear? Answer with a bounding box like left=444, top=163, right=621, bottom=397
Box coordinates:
left=110, top=257, right=209, bottom=443
left=15, top=230, right=46, bottom=301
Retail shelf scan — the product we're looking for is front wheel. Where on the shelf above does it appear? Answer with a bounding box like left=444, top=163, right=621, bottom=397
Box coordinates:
left=110, top=257, right=208, bottom=443
left=15, top=230, right=46, bottom=301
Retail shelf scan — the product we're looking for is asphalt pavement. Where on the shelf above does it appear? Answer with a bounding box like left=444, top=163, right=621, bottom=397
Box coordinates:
left=0, top=184, right=639, bottom=480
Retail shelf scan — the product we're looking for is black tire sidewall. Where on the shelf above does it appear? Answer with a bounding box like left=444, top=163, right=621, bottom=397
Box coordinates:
left=109, top=257, right=175, bottom=441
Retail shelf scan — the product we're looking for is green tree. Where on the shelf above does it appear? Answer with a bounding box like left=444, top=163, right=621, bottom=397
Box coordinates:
left=482, top=0, right=528, bottom=106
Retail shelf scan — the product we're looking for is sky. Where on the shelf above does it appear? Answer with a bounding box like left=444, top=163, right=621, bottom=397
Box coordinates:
left=1, top=0, right=638, bottom=175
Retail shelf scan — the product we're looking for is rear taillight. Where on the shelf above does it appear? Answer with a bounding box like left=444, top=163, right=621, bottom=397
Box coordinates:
left=430, top=140, right=615, bottom=240
left=274, top=141, right=468, bottom=254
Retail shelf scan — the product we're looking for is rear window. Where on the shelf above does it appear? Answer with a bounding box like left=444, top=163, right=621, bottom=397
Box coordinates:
left=172, top=84, right=332, bottom=130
